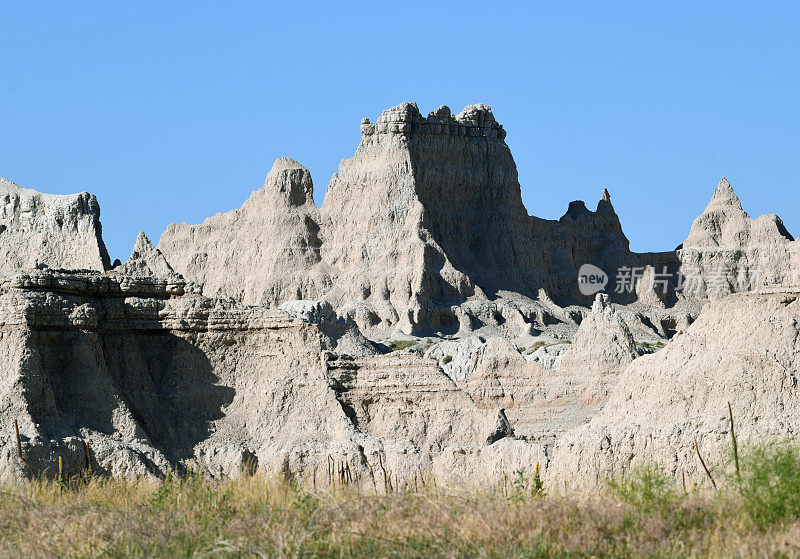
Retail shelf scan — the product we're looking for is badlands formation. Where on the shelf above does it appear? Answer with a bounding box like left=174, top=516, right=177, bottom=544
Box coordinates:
left=0, top=102, right=797, bottom=490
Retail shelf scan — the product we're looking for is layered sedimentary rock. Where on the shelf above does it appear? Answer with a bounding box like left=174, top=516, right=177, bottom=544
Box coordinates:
left=0, top=268, right=541, bottom=485
left=159, top=158, right=330, bottom=305
left=0, top=269, right=350, bottom=479
left=0, top=178, right=110, bottom=271
left=319, top=103, right=489, bottom=335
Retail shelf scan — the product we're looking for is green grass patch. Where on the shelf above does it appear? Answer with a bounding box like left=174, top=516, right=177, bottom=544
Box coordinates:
left=388, top=339, right=416, bottom=351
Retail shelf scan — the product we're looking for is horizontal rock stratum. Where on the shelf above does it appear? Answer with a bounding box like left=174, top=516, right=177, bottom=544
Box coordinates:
left=0, top=102, right=797, bottom=490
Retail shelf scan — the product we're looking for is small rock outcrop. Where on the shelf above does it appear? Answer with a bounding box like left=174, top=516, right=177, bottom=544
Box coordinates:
left=558, top=293, right=637, bottom=375
left=116, top=232, right=178, bottom=277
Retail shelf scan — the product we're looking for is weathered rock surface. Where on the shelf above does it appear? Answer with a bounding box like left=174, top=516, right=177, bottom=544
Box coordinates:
left=678, top=178, right=798, bottom=298
left=549, top=288, right=800, bottom=490
left=4, top=101, right=800, bottom=493
left=116, top=231, right=178, bottom=278
left=158, top=103, right=677, bottom=336
left=0, top=268, right=546, bottom=486
left=558, top=293, right=637, bottom=375
left=158, top=158, right=330, bottom=305
left=0, top=178, right=110, bottom=272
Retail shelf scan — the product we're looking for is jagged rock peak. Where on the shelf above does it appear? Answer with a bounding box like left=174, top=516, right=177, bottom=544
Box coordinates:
left=564, top=200, right=589, bottom=218
left=117, top=231, right=177, bottom=278
left=428, top=105, right=452, bottom=119
left=133, top=231, right=153, bottom=250
left=706, top=177, right=744, bottom=213
left=456, top=103, right=497, bottom=125
left=360, top=102, right=506, bottom=139
left=597, top=188, right=614, bottom=213
left=264, top=157, right=314, bottom=207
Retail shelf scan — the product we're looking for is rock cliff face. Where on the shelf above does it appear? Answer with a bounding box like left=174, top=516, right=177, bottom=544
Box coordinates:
left=159, top=158, right=330, bottom=305
left=318, top=103, right=479, bottom=335
left=159, top=103, right=670, bottom=336
left=0, top=178, right=110, bottom=272
left=0, top=268, right=543, bottom=485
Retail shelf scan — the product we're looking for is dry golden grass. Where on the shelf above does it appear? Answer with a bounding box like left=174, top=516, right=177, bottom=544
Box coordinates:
left=0, top=466, right=799, bottom=558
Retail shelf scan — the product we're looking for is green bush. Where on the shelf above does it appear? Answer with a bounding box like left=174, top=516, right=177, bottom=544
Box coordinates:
left=442, top=355, right=453, bottom=364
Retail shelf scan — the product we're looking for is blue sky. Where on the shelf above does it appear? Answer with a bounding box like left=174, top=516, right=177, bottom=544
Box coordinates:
left=2, top=2, right=798, bottom=260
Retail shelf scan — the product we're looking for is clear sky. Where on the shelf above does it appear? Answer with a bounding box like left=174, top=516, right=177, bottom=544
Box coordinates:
left=2, top=2, right=798, bottom=261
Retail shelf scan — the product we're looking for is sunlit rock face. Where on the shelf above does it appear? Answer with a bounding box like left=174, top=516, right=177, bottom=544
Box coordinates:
left=678, top=177, right=799, bottom=299
left=0, top=178, right=111, bottom=272
left=4, top=101, right=800, bottom=491
left=158, top=157, right=330, bottom=306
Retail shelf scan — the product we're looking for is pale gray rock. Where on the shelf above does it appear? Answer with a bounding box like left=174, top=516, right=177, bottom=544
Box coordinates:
left=158, top=103, right=669, bottom=336
left=158, top=158, right=330, bottom=305
left=7, top=103, right=800, bottom=493
left=678, top=178, right=797, bottom=299
left=279, top=299, right=379, bottom=358
left=558, top=293, right=638, bottom=375
left=0, top=178, right=110, bottom=271
left=549, top=288, right=800, bottom=490
left=116, top=231, right=178, bottom=277
left=0, top=268, right=548, bottom=486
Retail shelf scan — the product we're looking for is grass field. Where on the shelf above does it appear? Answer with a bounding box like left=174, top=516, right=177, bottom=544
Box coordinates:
left=3, top=442, right=800, bottom=558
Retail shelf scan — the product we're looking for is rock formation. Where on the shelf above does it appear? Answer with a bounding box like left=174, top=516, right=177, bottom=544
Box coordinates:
left=678, top=177, right=798, bottom=298
left=115, top=231, right=178, bottom=278
left=549, top=287, right=800, bottom=490
left=558, top=293, right=638, bottom=375
left=0, top=267, right=545, bottom=485
left=158, top=158, right=330, bottom=305
left=0, top=178, right=110, bottom=272
left=1, top=101, right=799, bottom=493
left=159, top=103, right=676, bottom=336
